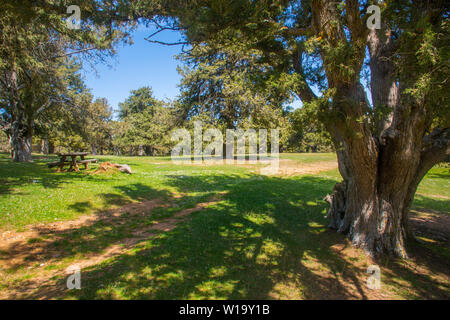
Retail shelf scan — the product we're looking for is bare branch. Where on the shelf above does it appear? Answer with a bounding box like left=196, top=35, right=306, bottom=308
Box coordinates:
left=145, top=38, right=189, bottom=46
left=51, top=47, right=97, bottom=59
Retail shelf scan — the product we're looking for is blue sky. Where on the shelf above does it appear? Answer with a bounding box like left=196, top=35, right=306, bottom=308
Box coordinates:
left=81, top=25, right=302, bottom=115
left=81, top=25, right=185, bottom=114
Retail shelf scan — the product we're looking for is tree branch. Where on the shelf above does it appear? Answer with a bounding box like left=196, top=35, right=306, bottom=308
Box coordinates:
left=368, top=24, right=399, bottom=136
left=420, top=127, right=450, bottom=168
left=51, top=47, right=97, bottom=59
left=292, top=46, right=317, bottom=104
left=145, top=39, right=189, bottom=46
left=403, top=127, right=450, bottom=224
left=346, top=0, right=368, bottom=42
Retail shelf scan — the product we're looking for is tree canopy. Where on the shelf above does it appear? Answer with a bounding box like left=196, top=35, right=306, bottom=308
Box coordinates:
left=0, top=0, right=134, bottom=161
left=0, top=0, right=447, bottom=258
left=138, top=0, right=449, bottom=257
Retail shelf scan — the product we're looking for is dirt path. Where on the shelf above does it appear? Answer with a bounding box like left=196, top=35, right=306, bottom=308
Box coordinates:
left=0, top=194, right=222, bottom=299
left=166, top=158, right=338, bottom=176
left=266, top=159, right=338, bottom=176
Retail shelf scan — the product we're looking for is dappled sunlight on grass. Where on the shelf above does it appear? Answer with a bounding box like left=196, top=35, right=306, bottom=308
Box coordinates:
left=0, top=153, right=448, bottom=299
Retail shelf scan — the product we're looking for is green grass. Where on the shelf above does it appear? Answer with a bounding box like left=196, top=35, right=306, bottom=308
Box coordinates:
left=2, top=152, right=445, bottom=229
left=0, top=153, right=249, bottom=229
left=414, top=165, right=450, bottom=212
left=0, top=152, right=448, bottom=299
left=279, top=152, right=337, bottom=163
left=65, top=175, right=341, bottom=299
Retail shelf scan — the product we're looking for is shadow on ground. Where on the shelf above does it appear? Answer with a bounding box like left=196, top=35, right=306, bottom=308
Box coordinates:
left=5, top=174, right=444, bottom=300
left=0, top=154, right=116, bottom=194
left=1, top=154, right=448, bottom=299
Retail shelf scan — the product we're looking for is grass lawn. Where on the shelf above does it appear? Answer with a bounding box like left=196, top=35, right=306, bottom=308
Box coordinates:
left=0, top=152, right=448, bottom=299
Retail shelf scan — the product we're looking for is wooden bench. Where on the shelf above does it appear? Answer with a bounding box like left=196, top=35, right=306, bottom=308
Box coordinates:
left=78, top=159, right=98, bottom=164
left=48, top=152, right=98, bottom=172
left=48, top=159, right=98, bottom=171
left=78, top=159, right=98, bottom=170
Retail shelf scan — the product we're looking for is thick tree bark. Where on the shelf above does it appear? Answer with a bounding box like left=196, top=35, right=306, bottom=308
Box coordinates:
left=48, top=140, right=55, bottom=154
left=306, top=1, right=450, bottom=258
left=10, top=132, right=33, bottom=162
left=10, top=117, right=33, bottom=162
left=3, top=68, right=33, bottom=162
left=325, top=114, right=449, bottom=258
left=325, top=163, right=412, bottom=258
left=145, top=146, right=154, bottom=156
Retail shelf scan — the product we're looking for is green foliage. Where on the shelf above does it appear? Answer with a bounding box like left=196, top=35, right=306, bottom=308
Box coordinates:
left=288, top=104, right=333, bottom=152
left=115, top=87, right=176, bottom=155
left=0, top=131, right=8, bottom=152
left=83, top=98, right=114, bottom=152
left=0, top=0, right=135, bottom=160
left=118, top=87, right=159, bottom=118
left=148, top=0, right=449, bottom=139
left=175, top=30, right=321, bottom=151
left=177, top=39, right=295, bottom=129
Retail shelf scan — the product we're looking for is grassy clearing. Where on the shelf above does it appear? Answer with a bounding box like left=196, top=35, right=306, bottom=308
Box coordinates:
left=0, top=152, right=448, bottom=299
left=0, top=153, right=248, bottom=229
left=414, top=165, right=450, bottom=213
left=279, top=152, right=337, bottom=163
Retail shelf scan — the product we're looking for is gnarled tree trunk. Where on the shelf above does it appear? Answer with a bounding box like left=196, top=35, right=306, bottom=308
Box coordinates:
left=3, top=68, right=34, bottom=162
left=10, top=116, right=33, bottom=162
left=302, top=1, right=450, bottom=258
left=324, top=88, right=449, bottom=258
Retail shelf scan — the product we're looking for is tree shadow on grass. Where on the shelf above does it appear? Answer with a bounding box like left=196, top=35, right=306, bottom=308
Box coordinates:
left=67, top=183, right=170, bottom=214
left=423, top=171, right=450, bottom=180
left=48, top=174, right=448, bottom=300
left=68, top=201, right=93, bottom=213
left=0, top=154, right=123, bottom=194
left=3, top=171, right=448, bottom=299
left=413, top=194, right=450, bottom=214
left=2, top=183, right=176, bottom=268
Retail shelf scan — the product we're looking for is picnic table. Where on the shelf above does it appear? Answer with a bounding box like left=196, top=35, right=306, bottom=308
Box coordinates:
left=48, top=152, right=98, bottom=172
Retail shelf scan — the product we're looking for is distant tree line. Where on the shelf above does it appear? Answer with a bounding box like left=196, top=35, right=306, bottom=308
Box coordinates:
left=14, top=83, right=332, bottom=157
left=0, top=1, right=332, bottom=158
left=2, top=0, right=448, bottom=257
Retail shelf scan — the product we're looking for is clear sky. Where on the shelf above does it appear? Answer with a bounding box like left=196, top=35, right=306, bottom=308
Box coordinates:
left=81, top=25, right=185, bottom=115
left=81, top=24, right=302, bottom=116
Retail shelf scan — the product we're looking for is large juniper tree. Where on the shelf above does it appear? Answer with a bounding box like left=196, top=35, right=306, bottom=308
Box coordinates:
left=141, top=0, right=449, bottom=257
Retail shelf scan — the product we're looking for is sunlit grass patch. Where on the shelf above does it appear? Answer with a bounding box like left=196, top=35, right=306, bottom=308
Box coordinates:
left=0, top=153, right=448, bottom=300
